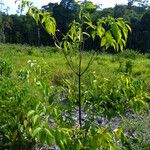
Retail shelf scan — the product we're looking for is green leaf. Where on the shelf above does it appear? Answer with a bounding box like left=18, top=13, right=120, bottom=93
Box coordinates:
left=39, top=128, right=47, bottom=145
left=33, top=12, right=39, bottom=25
left=114, top=128, right=123, bottom=141
left=85, top=2, right=96, bottom=10
left=63, top=41, right=68, bottom=53
left=97, top=26, right=105, bottom=38
left=33, top=114, right=39, bottom=125
left=119, top=40, right=124, bottom=51
left=110, top=145, right=117, bottom=150
left=32, top=127, right=42, bottom=137
left=125, top=24, right=132, bottom=32
left=45, top=128, right=53, bottom=145
left=111, top=23, right=121, bottom=42
left=45, top=20, right=52, bottom=34
left=27, top=110, right=35, bottom=117
left=122, top=26, right=128, bottom=41
left=55, top=130, right=65, bottom=150
left=91, top=31, right=96, bottom=40
left=121, top=39, right=126, bottom=47
left=42, top=16, right=47, bottom=23
left=85, top=21, right=95, bottom=29
left=105, top=31, right=114, bottom=48
left=101, top=37, right=106, bottom=47
left=24, top=120, right=28, bottom=128
left=28, top=8, right=32, bottom=16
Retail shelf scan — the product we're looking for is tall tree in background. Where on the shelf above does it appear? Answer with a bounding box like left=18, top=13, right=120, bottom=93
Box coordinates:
left=0, top=12, right=5, bottom=42
left=60, top=0, right=76, bottom=32
left=141, top=10, right=150, bottom=52
left=60, top=0, right=75, bottom=10
left=128, top=0, right=150, bottom=8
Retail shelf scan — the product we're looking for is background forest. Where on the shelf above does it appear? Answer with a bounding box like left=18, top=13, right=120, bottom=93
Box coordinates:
left=0, top=0, right=150, bottom=52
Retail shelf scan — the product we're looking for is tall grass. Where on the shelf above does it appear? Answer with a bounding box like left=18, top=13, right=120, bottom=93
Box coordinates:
left=0, top=44, right=150, bottom=89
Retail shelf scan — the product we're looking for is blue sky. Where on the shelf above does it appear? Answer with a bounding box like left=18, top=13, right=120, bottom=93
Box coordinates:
left=2, top=0, right=128, bottom=14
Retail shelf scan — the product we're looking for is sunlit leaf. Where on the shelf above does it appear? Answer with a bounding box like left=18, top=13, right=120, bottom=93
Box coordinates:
left=27, top=110, right=35, bottom=117
left=33, top=114, right=39, bottom=125
left=111, top=23, right=121, bottom=42
left=101, top=37, right=106, bottom=47
left=32, top=127, right=42, bottom=137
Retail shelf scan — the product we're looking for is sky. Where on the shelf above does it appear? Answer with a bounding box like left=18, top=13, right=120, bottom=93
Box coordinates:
left=2, top=0, right=128, bottom=14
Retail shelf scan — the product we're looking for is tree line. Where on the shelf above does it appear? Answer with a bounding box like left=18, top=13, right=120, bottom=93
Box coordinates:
left=0, top=0, right=150, bottom=52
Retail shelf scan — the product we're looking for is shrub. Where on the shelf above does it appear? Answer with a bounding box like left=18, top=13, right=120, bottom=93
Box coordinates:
left=116, top=49, right=140, bottom=60
left=0, top=58, right=12, bottom=77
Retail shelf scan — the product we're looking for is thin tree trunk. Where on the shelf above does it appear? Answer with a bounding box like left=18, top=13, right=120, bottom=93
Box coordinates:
left=37, top=26, right=40, bottom=46
left=78, top=73, right=82, bottom=127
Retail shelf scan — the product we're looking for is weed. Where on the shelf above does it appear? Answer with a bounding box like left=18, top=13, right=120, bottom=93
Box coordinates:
left=0, top=58, right=12, bottom=77
left=122, top=112, right=150, bottom=149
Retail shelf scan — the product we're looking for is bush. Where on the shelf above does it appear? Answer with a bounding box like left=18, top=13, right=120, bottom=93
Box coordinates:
left=0, top=58, right=12, bottom=77
left=116, top=49, right=140, bottom=60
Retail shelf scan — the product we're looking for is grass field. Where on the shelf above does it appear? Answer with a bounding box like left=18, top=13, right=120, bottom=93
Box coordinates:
left=1, top=43, right=150, bottom=86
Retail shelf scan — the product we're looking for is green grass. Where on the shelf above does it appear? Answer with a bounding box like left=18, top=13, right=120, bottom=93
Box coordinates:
left=1, top=44, right=150, bottom=86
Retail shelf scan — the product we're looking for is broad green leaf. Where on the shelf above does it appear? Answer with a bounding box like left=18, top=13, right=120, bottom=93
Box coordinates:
left=42, top=16, right=47, bottom=23
left=122, top=26, right=128, bottom=41
left=33, top=12, right=39, bottom=25
left=125, top=24, right=132, bottom=32
left=32, top=127, right=42, bottom=137
left=39, top=129, right=47, bottom=145
left=27, top=110, right=35, bottom=117
left=111, top=40, right=116, bottom=50
left=33, top=114, right=39, bottom=125
left=101, top=37, right=106, bottom=47
left=105, top=43, right=111, bottom=50
left=111, top=23, right=121, bottom=42
left=28, top=8, right=32, bottom=16
left=92, top=31, right=96, bottom=40
left=115, top=43, right=119, bottom=51
left=45, top=20, right=52, bottom=35
left=97, top=26, right=105, bottom=38
left=116, top=19, right=125, bottom=28
left=105, top=31, right=114, bottom=49
left=121, top=39, right=126, bottom=47
left=45, top=128, right=53, bottom=145
left=119, top=40, right=124, bottom=51
left=85, top=21, right=96, bottom=29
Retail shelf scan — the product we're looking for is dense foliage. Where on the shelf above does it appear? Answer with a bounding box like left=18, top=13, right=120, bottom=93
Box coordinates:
left=0, top=0, right=150, bottom=52
left=0, top=44, right=150, bottom=149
